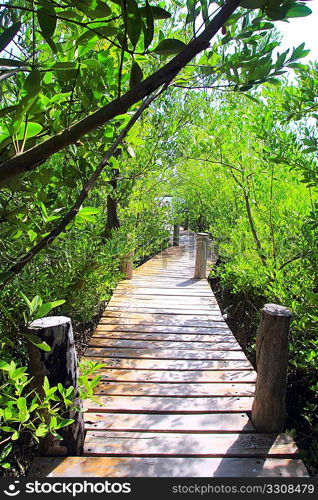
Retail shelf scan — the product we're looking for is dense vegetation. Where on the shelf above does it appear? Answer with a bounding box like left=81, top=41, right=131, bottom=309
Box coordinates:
left=0, top=0, right=317, bottom=475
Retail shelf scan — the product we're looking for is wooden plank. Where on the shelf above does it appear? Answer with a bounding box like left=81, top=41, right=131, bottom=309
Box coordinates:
left=88, top=339, right=242, bottom=350
left=92, top=333, right=236, bottom=342
left=84, top=395, right=254, bottom=413
left=104, top=307, right=224, bottom=316
left=113, top=292, right=216, bottom=300
left=84, top=431, right=299, bottom=458
left=116, top=286, right=212, bottom=294
left=85, top=347, right=246, bottom=360
left=98, top=318, right=225, bottom=327
left=95, top=325, right=231, bottom=334
left=28, top=456, right=309, bottom=477
left=84, top=357, right=253, bottom=370
left=93, top=382, right=255, bottom=397
left=84, top=412, right=256, bottom=432
left=100, top=313, right=225, bottom=324
left=109, top=299, right=219, bottom=308
left=93, top=368, right=257, bottom=383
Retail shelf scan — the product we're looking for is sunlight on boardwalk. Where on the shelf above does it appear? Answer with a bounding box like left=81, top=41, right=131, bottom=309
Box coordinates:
left=30, top=231, right=308, bottom=477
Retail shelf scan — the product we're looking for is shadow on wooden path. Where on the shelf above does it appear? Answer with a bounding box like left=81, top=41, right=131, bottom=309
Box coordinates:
left=30, top=231, right=308, bottom=477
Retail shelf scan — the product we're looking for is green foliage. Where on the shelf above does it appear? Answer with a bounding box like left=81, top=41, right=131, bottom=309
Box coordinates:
left=0, top=358, right=104, bottom=470
left=0, top=0, right=315, bottom=476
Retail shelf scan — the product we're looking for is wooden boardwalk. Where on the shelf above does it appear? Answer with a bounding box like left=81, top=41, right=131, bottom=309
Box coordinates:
left=30, top=231, right=308, bottom=477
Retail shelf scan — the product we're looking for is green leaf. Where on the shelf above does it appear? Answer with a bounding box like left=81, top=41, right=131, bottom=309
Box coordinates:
left=129, top=62, right=143, bottom=89
left=143, top=0, right=154, bottom=50
left=37, top=4, right=57, bottom=40
left=50, top=299, right=66, bottom=309
left=286, top=3, right=312, bottom=18
left=78, top=206, right=100, bottom=216
left=35, top=299, right=65, bottom=319
left=16, top=122, right=43, bottom=140
left=43, top=376, right=50, bottom=395
left=17, top=397, right=27, bottom=411
left=154, top=38, right=186, bottom=56
left=11, top=367, right=27, bottom=380
left=290, top=42, right=310, bottom=60
left=0, top=271, right=14, bottom=285
left=127, top=0, right=142, bottom=48
left=71, top=0, right=112, bottom=19
left=34, top=303, right=52, bottom=319
left=19, top=291, right=32, bottom=309
left=0, top=443, right=12, bottom=461
left=76, top=26, right=117, bottom=46
left=35, top=423, right=48, bottom=437
left=22, top=333, right=51, bottom=352
left=29, top=295, right=41, bottom=315
left=0, top=23, right=21, bottom=53
left=23, top=69, right=42, bottom=97
left=52, top=62, right=79, bottom=70
left=0, top=360, right=10, bottom=370
left=240, top=0, right=265, bottom=9
left=0, top=427, right=16, bottom=433
left=27, top=230, right=37, bottom=243
left=56, top=418, right=75, bottom=429
left=140, top=5, right=171, bottom=19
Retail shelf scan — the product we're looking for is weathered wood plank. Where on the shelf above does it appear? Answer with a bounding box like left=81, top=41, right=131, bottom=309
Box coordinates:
left=114, top=294, right=214, bottom=300
left=92, top=334, right=236, bottom=344
left=84, top=432, right=298, bottom=458
left=113, top=286, right=213, bottom=292
left=93, top=382, right=255, bottom=397
left=104, top=308, right=224, bottom=317
left=85, top=347, right=246, bottom=360
left=92, top=368, right=257, bottom=383
left=92, top=333, right=235, bottom=343
left=88, top=339, right=242, bottom=351
left=84, top=356, right=253, bottom=370
left=84, top=413, right=255, bottom=432
left=99, top=316, right=225, bottom=326
left=95, top=325, right=231, bottom=334
left=84, top=396, right=254, bottom=413
left=28, top=456, right=309, bottom=477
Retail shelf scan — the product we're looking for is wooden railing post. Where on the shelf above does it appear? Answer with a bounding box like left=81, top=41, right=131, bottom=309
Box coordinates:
left=120, top=251, right=133, bottom=279
left=27, top=316, right=84, bottom=456
left=252, top=303, right=292, bottom=433
left=194, top=232, right=209, bottom=279
left=173, top=224, right=180, bottom=246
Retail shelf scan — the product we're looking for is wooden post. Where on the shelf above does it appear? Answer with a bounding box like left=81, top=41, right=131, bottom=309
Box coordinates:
left=252, top=303, right=292, bottom=433
left=120, top=251, right=133, bottom=279
left=194, top=232, right=209, bottom=279
left=173, top=224, right=180, bottom=246
left=27, top=316, right=84, bottom=456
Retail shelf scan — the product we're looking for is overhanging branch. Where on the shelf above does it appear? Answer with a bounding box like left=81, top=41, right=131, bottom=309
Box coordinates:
left=0, top=0, right=241, bottom=186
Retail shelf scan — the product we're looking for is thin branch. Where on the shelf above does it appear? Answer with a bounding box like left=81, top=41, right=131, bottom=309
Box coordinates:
left=278, top=251, right=312, bottom=271
left=186, top=156, right=244, bottom=174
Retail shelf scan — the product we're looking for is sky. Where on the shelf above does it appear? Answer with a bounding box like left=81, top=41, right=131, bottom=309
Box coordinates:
left=277, top=1, right=317, bottom=61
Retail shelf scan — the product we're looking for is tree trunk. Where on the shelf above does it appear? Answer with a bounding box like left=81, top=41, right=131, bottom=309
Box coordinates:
left=103, top=170, right=120, bottom=240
